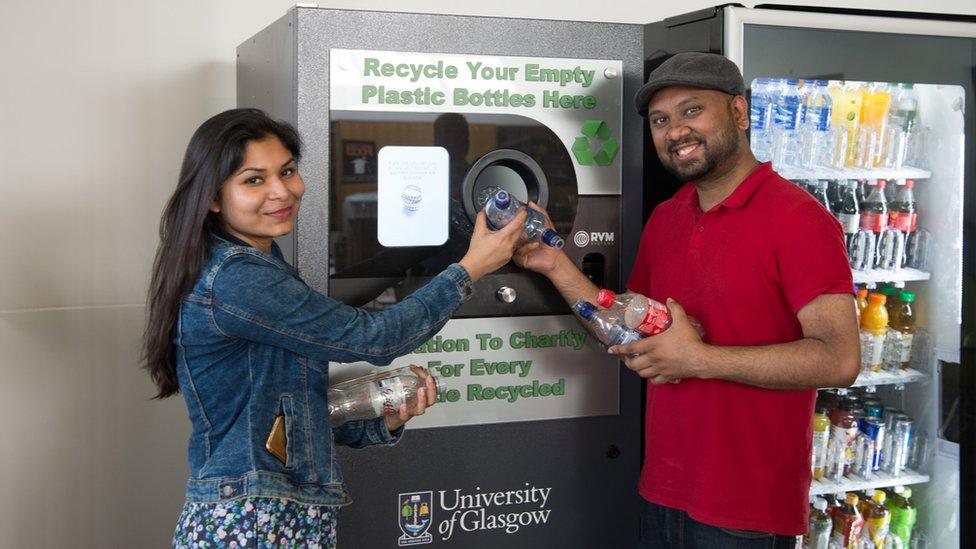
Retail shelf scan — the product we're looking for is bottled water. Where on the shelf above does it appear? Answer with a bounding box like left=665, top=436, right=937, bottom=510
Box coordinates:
left=749, top=78, right=774, bottom=162
left=771, top=79, right=802, bottom=167
left=573, top=300, right=643, bottom=347
left=328, top=366, right=439, bottom=427
left=484, top=189, right=565, bottom=249
left=799, top=80, right=833, bottom=168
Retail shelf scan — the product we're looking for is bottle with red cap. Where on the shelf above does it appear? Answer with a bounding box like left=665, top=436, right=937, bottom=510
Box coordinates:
left=595, top=289, right=705, bottom=338
left=860, top=180, right=888, bottom=234
left=888, top=179, right=918, bottom=234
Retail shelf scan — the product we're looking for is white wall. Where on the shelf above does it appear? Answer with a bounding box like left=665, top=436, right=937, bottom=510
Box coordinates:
left=2, top=0, right=974, bottom=546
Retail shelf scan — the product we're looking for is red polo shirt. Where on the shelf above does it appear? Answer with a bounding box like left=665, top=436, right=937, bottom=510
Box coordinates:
left=627, top=162, right=852, bottom=535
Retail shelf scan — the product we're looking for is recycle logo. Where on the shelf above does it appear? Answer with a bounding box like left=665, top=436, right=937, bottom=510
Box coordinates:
left=572, top=120, right=618, bottom=167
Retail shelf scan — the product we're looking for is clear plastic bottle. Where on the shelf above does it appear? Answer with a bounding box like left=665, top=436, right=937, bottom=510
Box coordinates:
left=860, top=293, right=889, bottom=372
left=771, top=78, right=802, bottom=167
left=596, top=289, right=705, bottom=338
left=890, top=83, right=918, bottom=134
left=832, top=493, right=865, bottom=549
left=866, top=491, right=892, bottom=548
left=860, top=181, right=889, bottom=236
left=804, top=497, right=832, bottom=549
left=484, top=189, right=564, bottom=248
left=328, top=366, right=439, bottom=427
left=812, top=406, right=831, bottom=480
left=836, top=180, right=861, bottom=247
left=749, top=77, right=774, bottom=161
left=888, top=180, right=917, bottom=235
left=799, top=80, right=833, bottom=168
left=888, top=486, right=916, bottom=547
left=573, top=300, right=643, bottom=347
left=885, top=291, right=916, bottom=370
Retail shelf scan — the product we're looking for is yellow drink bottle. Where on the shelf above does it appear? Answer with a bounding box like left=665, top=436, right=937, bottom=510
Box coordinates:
left=860, top=293, right=889, bottom=372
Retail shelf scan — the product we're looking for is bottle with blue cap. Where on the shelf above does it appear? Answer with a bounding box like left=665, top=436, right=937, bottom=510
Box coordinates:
left=484, top=189, right=565, bottom=249
left=573, top=300, right=643, bottom=347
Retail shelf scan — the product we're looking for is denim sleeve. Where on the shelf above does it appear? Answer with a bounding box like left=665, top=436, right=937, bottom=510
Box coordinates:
left=209, top=253, right=472, bottom=364
left=332, top=417, right=404, bottom=449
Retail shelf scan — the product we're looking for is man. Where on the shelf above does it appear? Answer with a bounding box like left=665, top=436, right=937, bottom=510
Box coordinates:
left=514, top=52, right=860, bottom=547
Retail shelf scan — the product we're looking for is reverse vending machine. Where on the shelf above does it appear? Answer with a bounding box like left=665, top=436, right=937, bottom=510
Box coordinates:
left=239, top=7, right=644, bottom=546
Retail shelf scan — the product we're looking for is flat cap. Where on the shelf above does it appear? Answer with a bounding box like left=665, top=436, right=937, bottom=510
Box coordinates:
left=635, top=52, right=745, bottom=116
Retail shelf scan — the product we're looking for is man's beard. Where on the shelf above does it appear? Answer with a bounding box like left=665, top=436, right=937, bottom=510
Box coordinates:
left=659, top=121, right=741, bottom=183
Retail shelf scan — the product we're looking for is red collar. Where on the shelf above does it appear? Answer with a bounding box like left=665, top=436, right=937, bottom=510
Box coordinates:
left=674, top=162, right=772, bottom=213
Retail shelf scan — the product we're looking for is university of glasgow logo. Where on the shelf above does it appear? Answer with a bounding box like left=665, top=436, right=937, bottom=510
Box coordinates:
left=398, top=491, right=433, bottom=546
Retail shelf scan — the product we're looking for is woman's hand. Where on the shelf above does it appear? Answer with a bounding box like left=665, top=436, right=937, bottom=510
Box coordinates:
left=385, top=365, right=438, bottom=433
left=458, top=208, right=527, bottom=282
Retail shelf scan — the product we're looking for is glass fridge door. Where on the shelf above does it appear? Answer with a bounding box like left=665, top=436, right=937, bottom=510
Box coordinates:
left=724, top=7, right=975, bottom=548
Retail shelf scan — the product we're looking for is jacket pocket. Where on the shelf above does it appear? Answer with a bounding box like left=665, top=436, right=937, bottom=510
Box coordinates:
left=279, top=395, right=296, bottom=470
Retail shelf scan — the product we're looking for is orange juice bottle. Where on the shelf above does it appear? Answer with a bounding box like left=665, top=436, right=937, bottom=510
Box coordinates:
left=859, top=83, right=893, bottom=166
left=860, top=293, right=888, bottom=372
left=856, top=287, right=869, bottom=322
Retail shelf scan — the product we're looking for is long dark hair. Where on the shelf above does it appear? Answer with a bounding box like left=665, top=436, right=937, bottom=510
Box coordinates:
left=143, top=108, right=302, bottom=398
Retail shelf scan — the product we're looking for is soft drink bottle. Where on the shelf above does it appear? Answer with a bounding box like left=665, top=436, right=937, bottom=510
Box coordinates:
left=812, top=406, right=831, bottom=480
left=885, top=291, right=916, bottom=370
left=888, top=487, right=916, bottom=547
left=828, top=398, right=860, bottom=477
left=832, top=493, right=865, bottom=549
left=866, top=491, right=892, bottom=548
left=860, top=293, right=889, bottom=372
left=573, top=300, right=643, bottom=347
left=805, top=497, right=833, bottom=549
left=595, top=289, right=705, bottom=338
left=836, top=180, right=860, bottom=248
left=484, top=189, right=565, bottom=249
left=888, top=180, right=917, bottom=235
left=812, top=180, right=833, bottom=214
left=860, top=181, right=888, bottom=239
left=771, top=78, right=802, bottom=167
left=328, top=366, right=440, bottom=427
left=749, top=77, right=774, bottom=161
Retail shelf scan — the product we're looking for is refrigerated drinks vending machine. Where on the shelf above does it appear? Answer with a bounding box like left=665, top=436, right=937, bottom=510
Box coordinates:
left=238, top=7, right=644, bottom=547
left=644, top=6, right=975, bottom=548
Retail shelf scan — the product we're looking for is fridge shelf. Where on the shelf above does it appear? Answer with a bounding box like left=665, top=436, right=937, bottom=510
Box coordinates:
left=850, top=367, right=927, bottom=389
left=778, top=165, right=932, bottom=181
left=852, top=268, right=930, bottom=284
left=810, top=468, right=929, bottom=496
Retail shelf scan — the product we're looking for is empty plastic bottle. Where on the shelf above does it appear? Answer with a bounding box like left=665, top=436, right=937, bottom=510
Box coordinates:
left=328, top=366, right=439, bottom=427
left=484, top=189, right=564, bottom=249
left=573, top=300, right=642, bottom=346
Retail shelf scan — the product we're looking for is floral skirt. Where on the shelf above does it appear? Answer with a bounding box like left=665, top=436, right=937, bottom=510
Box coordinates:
left=173, top=497, right=338, bottom=548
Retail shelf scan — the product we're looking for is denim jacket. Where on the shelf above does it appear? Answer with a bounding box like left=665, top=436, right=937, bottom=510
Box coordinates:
left=175, top=232, right=472, bottom=506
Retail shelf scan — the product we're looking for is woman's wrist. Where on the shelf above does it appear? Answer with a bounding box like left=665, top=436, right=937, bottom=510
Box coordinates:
left=458, top=256, right=483, bottom=283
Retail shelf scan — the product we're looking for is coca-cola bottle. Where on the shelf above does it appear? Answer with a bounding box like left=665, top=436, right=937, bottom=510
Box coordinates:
left=835, top=180, right=860, bottom=246
left=573, top=300, right=643, bottom=346
left=812, top=180, right=832, bottom=214
left=328, top=366, right=439, bottom=427
left=888, top=180, right=918, bottom=234
left=595, top=289, right=706, bottom=338
left=860, top=180, right=888, bottom=234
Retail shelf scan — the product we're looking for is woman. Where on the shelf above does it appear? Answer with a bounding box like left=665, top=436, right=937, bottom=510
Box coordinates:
left=142, top=108, right=525, bottom=547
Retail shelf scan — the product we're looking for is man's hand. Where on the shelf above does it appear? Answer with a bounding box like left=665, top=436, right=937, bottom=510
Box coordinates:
left=513, top=202, right=563, bottom=275
left=607, top=299, right=706, bottom=384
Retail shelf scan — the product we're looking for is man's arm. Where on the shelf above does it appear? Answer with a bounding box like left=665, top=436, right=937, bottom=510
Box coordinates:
left=609, top=293, right=861, bottom=390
